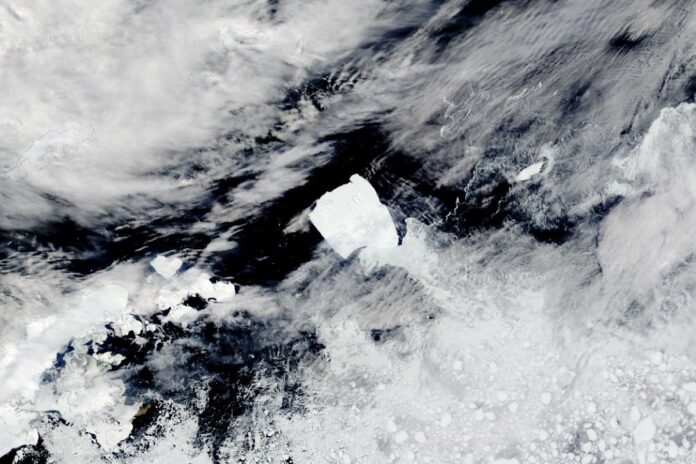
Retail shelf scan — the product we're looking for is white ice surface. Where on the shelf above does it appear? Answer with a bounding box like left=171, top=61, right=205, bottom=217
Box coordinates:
left=516, top=161, right=545, bottom=181
left=309, top=174, right=398, bottom=259
left=150, top=255, right=183, bottom=279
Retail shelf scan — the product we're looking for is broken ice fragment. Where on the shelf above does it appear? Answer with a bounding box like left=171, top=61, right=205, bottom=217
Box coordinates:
left=150, top=254, right=183, bottom=279
left=309, top=174, right=398, bottom=259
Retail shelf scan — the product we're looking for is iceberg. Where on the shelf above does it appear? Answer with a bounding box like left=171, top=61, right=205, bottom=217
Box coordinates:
left=309, top=175, right=398, bottom=259
left=150, top=255, right=183, bottom=279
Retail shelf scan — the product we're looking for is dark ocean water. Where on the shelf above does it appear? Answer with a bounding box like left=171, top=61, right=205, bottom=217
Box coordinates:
left=3, top=0, right=696, bottom=462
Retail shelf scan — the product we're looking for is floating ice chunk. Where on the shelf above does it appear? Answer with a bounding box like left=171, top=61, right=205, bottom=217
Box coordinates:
left=650, top=351, right=663, bottom=365
left=587, top=402, right=597, bottom=414
left=439, top=412, right=452, bottom=427
left=516, top=161, right=545, bottom=181
left=394, top=430, right=408, bottom=444
left=309, top=174, right=398, bottom=259
left=586, top=429, right=598, bottom=442
left=150, top=254, right=183, bottom=279
left=633, top=417, right=656, bottom=444
left=687, top=403, right=696, bottom=416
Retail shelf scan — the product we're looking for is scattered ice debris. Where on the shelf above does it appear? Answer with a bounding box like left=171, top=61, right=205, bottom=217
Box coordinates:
left=492, top=458, right=520, bottom=464
left=516, top=161, right=545, bottom=181
left=309, top=174, right=398, bottom=259
left=150, top=254, right=183, bottom=279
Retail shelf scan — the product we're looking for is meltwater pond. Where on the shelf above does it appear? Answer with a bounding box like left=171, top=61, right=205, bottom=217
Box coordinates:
left=3, top=1, right=696, bottom=463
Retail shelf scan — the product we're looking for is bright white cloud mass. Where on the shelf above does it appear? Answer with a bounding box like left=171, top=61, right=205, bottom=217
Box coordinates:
left=3, top=1, right=696, bottom=463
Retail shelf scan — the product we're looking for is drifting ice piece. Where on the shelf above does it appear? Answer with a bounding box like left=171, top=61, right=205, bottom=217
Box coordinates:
left=516, top=161, right=545, bottom=181
left=150, top=254, right=183, bottom=279
left=309, top=174, right=398, bottom=259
